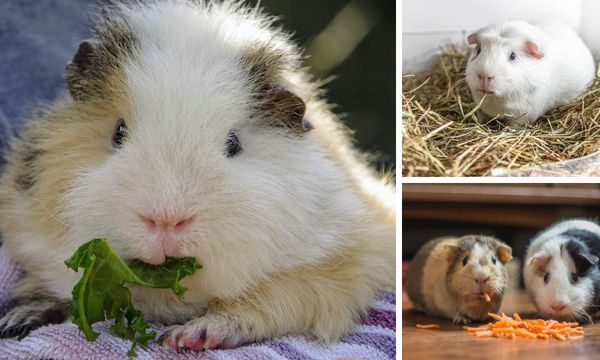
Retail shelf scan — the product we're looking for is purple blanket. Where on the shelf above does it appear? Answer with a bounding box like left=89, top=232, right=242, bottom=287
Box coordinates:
left=0, top=247, right=396, bottom=359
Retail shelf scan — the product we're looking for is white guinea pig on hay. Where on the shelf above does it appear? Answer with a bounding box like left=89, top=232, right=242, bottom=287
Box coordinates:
left=466, top=20, right=596, bottom=127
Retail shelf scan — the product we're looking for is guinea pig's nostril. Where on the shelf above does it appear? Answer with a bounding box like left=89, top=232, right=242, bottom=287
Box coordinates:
left=139, top=215, right=158, bottom=229
left=139, top=213, right=195, bottom=231
left=478, top=73, right=494, bottom=82
left=550, top=302, right=567, bottom=311
left=174, top=216, right=194, bottom=229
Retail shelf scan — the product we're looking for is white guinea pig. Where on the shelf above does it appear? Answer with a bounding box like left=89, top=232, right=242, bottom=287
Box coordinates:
left=466, top=20, right=596, bottom=127
left=524, top=219, right=600, bottom=323
left=0, top=0, right=395, bottom=351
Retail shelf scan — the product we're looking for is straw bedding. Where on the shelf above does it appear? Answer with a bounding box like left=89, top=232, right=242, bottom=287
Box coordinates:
left=402, top=46, right=600, bottom=177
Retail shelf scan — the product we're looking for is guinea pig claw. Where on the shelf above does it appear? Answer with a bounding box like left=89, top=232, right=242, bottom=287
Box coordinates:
left=159, top=327, right=185, bottom=350
left=161, top=313, right=243, bottom=351
left=453, top=314, right=472, bottom=325
left=182, top=331, right=207, bottom=351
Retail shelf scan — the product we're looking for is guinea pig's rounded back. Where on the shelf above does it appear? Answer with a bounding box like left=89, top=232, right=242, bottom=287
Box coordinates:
left=406, top=237, right=448, bottom=311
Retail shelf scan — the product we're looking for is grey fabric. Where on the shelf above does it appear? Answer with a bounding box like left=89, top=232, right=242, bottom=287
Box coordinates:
left=0, top=0, right=94, bottom=158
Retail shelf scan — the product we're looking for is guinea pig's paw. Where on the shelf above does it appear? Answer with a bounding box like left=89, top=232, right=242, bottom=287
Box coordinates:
left=160, top=313, right=242, bottom=351
left=0, top=301, right=68, bottom=340
left=452, top=313, right=472, bottom=325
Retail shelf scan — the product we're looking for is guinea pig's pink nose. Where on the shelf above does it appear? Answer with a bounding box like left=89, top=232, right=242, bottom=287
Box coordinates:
left=477, top=72, right=495, bottom=91
left=474, top=275, right=490, bottom=285
left=139, top=214, right=195, bottom=232
left=550, top=302, right=567, bottom=312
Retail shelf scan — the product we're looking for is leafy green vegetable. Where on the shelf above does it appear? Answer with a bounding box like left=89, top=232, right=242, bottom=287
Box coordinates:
left=65, top=239, right=201, bottom=356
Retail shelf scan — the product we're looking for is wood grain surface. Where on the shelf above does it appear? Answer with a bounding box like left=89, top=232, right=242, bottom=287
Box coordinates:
left=402, top=290, right=600, bottom=360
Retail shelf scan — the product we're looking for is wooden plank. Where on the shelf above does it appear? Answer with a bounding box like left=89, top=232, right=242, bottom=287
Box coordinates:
left=403, top=202, right=585, bottom=228
left=402, top=184, right=600, bottom=205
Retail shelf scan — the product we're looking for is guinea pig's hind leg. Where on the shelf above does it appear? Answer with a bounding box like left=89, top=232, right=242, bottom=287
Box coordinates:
left=0, top=276, right=69, bottom=340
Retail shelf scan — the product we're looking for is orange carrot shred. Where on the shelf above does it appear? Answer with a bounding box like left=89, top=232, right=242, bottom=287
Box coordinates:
left=465, top=313, right=583, bottom=341
left=416, top=324, right=440, bottom=330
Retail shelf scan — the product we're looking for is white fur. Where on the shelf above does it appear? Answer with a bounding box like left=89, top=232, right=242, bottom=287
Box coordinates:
left=466, top=20, right=596, bottom=127
left=524, top=220, right=600, bottom=320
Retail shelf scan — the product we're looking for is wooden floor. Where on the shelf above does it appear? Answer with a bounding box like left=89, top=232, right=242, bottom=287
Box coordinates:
left=402, top=290, right=600, bottom=360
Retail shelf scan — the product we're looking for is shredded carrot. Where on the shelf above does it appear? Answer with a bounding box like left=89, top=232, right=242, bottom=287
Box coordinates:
left=483, top=293, right=491, bottom=302
left=416, top=324, right=440, bottom=330
left=464, top=313, right=584, bottom=341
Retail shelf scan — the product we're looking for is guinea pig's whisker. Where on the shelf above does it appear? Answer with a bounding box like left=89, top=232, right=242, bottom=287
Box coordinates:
left=573, top=308, right=593, bottom=324
left=24, top=193, right=69, bottom=227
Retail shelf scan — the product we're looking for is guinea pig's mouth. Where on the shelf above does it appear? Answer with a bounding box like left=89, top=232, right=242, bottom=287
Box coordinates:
left=543, top=301, right=578, bottom=319
left=478, top=88, right=495, bottom=95
left=470, top=291, right=493, bottom=303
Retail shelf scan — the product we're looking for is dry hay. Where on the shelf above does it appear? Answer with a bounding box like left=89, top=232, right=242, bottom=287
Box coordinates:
left=402, top=46, right=600, bottom=177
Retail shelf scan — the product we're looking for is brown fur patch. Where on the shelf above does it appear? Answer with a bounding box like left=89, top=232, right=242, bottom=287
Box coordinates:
left=14, top=144, right=45, bottom=192
left=66, top=7, right=137, bottom=101
left=406, top=237, right=448, bottom=311
left=241, top=44, right=311, bottom=135
left=531, top=254, right=552, bottom=276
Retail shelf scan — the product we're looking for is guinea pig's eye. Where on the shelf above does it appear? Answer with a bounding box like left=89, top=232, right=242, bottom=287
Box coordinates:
left=111, top=118, right=128, bottom=148
left=509, top=52, right=516, bottom=61
left=571, top=273, right=579, bottom=283
left=462, top=256, right=469, bottom=267
left=544, top=272, right=550, bottom=284
left=225, top=132, right=242, bottom=158
left=491, top=256, right=497, bottom=265
left=476, top=46, right=481, bottom=56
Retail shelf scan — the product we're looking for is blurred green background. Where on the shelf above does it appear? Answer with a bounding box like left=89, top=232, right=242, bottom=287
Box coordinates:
left=251, top=0, right=396, bottom=172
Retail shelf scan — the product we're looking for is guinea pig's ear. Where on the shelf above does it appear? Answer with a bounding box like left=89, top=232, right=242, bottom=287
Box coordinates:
left=65, top=41, right=100, bottom=101
left=527, top=252, right=551, bottom=274
left=467, top=33, right=479, bottom=46
left=565, top=240, right=599, bottom=273
left=525, top=41, right=544, bottom=59
left=496, top=243, right=513, bottom=264
left=443, top=244, right=460, bottom=262
left=262, top=85, right=311, bottom=134
left=573, top=252, right=599, bottom=273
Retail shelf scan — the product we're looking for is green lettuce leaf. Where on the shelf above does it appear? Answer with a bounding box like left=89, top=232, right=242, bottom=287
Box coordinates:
left=65, top=239, right=201, bottom=356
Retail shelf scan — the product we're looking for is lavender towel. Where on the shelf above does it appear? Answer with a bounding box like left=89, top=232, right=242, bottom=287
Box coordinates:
left=0, top=247, right=396, bottom=360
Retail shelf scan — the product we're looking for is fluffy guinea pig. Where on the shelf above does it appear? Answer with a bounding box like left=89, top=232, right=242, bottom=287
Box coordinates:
left=524, top=219, right=600, bottom=323
left=466, top=20, right=596, bottom=127
left=406, top=235, right=512, bottom=324
left=0, top=0, right=395, bottom=351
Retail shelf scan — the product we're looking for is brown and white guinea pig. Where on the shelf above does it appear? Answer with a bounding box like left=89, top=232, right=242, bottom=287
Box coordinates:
left=524, top=219, right=600, bottom=324
left=466, top=20, right=596, bottom=127
left=0, top=0, right=395, bottom=350
left=406, top=235, right=512, bottom=324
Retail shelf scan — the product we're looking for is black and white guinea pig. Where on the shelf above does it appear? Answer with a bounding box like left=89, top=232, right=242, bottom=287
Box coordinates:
left=0, top=0, right=395, bottom=351
left=466, top=20, right=595, bottom=127
left=524, top=219, right=600, bottom=323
